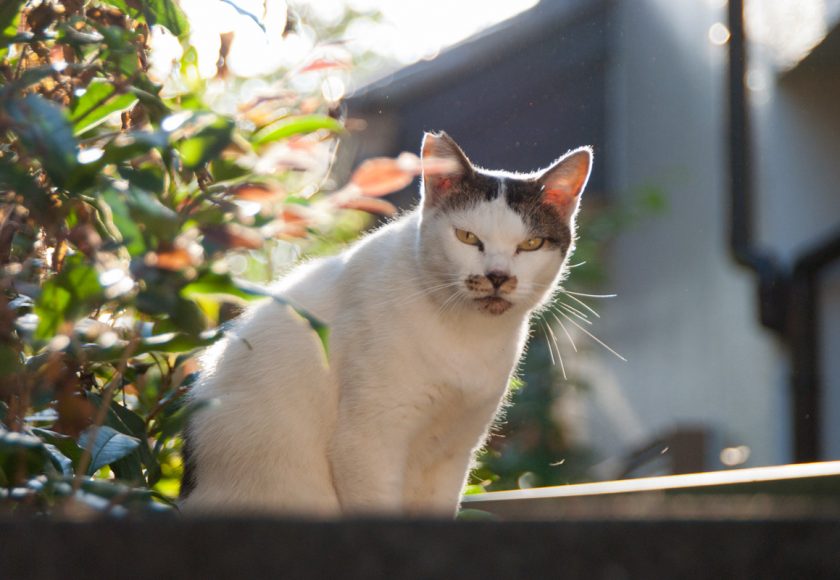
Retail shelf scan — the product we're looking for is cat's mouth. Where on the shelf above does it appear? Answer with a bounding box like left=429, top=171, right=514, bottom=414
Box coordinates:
left=474, top=296, right=513, bottom=315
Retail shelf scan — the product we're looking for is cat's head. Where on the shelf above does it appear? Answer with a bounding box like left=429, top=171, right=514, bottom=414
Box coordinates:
left=417, top=131, right=591, bottom=317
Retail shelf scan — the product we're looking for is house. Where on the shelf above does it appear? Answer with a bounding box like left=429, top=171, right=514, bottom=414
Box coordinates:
left=344, top=0, right=840, bottom=478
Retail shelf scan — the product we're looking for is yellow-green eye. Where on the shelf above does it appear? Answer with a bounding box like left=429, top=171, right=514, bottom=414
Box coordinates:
left=455, top=228, right=481, bottom=246
left=517, top=237, right=545, bottom=252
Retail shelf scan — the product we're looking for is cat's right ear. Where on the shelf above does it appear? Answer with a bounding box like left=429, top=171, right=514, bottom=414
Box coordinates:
left=420, top=131, right=473, bottom=208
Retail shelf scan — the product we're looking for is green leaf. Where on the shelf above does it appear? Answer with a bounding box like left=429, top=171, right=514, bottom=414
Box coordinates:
left=124, top=187, right=180, bottom=239
left=70, top=79, right=138, bottom=136
left=34, top=254, right=103, bottom=340
left=154, top=399, right=215, bottom=450
left=31, top=429, right=82, bottom=477
left=30, top=428, right=83, bottom=464
left=234, top=280, right=330, bottom=354
left=181, top=271, right=261, bottom=301
left=86, top=393, right=159, bottom=484
left=178, top=117, right=234, bottom=169
left=6, top=94, right=78, bottom=187
left=100, top=186, right=147, bottom=255
left=252, top=114, right=344, bottom=146
left=118, top=165, right=165, bottom=195
left=0, top=344, right=22, bottom=379
left=0, top=0, right=24, bottom=43
left=78, top=425, right=141, bottom=474
left=0, top=429, right=48, bottom=483
left=107, top=0, right=190, bottom=38
left=102, top=130, right=169, bottom=165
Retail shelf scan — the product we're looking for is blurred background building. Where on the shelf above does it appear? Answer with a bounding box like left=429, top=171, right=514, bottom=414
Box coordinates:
left=341, top=0, right=840, bottom=479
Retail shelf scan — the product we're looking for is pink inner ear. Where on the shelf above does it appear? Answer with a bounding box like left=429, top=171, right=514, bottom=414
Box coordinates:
left=543, top=186, right=581, bottom=214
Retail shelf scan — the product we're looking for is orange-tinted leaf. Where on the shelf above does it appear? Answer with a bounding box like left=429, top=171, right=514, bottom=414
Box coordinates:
left=146, top=248, right=194, bottom=271
left=350, top=157, right=414, bottom=197
left=338, top=196, right=398, bottom=216
left=229, top=183, right=280, bottom=201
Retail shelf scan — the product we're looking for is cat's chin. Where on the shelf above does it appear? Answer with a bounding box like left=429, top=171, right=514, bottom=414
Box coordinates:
left=474, top=296, right=513, bottom=315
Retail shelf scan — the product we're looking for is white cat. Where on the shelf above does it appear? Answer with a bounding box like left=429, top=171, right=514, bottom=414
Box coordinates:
left=181, top=132, right=592, bottom=517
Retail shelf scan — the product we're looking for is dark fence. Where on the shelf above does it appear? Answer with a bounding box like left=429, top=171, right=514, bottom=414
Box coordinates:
left=3, top=517, right=840, bottom=580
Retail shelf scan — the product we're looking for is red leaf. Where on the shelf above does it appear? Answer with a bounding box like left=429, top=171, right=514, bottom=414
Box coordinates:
left=200, top=224, right=262, bottom=250
left=350, top=157, right=414, bottom=197
left=299, top=58, right=350, bottom=73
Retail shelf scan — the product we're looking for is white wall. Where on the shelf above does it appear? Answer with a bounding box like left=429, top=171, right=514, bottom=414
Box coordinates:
left=570, top=0, right=829, bottom=474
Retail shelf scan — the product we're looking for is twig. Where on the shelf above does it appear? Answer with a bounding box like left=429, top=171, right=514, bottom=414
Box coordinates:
left=72, top=337, right=139, bottom=492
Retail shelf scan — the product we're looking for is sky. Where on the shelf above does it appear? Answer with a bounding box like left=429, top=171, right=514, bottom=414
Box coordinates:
left=173, top=0, right=539, bottom=82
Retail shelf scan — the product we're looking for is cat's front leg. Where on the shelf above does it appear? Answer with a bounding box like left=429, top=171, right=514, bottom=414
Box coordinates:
left=329, top=401, right=416, bottom=515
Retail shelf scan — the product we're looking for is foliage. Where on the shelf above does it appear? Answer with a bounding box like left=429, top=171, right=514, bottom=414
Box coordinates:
left=0, top=0, right=405, bottom=516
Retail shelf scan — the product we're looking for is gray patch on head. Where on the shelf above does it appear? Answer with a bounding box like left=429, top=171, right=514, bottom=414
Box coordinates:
left=434, top=170, right=572, bottom=254
left=503, top=178, right=572, bottom=255
left=434, top=171, right=500, bottom=213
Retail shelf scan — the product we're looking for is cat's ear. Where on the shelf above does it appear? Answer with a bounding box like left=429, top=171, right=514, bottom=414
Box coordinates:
left=420, top=131, right=473, bottom=207
left=536, top=146, right=593, bottom=218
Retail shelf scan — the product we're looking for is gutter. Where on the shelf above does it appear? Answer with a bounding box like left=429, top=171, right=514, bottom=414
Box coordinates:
left=727, top=0, right=840, bottom=461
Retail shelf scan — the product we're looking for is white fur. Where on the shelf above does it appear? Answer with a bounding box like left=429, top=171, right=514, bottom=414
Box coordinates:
left=183, top=150, right=587, bottom=518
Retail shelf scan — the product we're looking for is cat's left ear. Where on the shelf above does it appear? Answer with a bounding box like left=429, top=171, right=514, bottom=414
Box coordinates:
left=421, top=131, right=473, bottom=208
left=536, top=146, right=593, bottom=218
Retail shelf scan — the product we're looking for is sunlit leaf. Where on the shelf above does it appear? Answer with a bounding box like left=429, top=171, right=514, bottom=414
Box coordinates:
left=70, top=79, right=138, bottom=136
left=234, top=280, right=330, bottom=354
left=0, top=0, right=24, bottom=43
left=34, top=254, right=104, bottom=340
left=181, top=271, right=261, bottom=301
left=178, top=117, right=234, bottom=169
left=252, top=114, right=344, bottom=146
left=104, top=0, right=189, bottom=38
left=101, top=187, right=147, bottom=255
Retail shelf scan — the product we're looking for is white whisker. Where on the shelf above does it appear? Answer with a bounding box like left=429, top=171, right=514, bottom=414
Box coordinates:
left=543, top=319, right=567, bottom=380
left=550, top=312, right=577, bottom=353
left=561, top=290, right=618, bottom=299
left=559, top=291, right=601, bottom=319
left=539, top=322, right=556, bottom=367
left=557, top=310, right=627, bottom=362
left=555, top=302, right=592, bottom=325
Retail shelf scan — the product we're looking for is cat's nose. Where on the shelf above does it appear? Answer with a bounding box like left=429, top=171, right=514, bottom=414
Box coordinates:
left=486, top=271, right=511, bottom=289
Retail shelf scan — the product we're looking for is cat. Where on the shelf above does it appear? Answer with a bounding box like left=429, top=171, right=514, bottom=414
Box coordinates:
left=180, top=131, right=592, bottom=517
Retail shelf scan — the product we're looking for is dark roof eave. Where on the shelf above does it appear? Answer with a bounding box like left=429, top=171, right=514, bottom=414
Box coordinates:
left=347, top=0, right=609, bottom=111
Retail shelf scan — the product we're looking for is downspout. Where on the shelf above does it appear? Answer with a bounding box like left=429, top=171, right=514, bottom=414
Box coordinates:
left=727, top=0, right=840, bottom=462
left=726, top=0, right=787, bottom=335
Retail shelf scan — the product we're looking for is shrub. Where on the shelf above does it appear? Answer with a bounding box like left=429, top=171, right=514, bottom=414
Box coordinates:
left=0, top=0, right=400, bottom=515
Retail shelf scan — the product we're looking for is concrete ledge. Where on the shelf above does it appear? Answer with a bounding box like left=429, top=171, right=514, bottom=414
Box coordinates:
left=464, top=461, right=840, bottom=519
left=2, top=517, right=840, bottom=579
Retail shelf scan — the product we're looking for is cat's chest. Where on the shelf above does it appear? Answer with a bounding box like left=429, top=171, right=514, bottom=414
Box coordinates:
left=403, top=313, right=523, bottom=396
